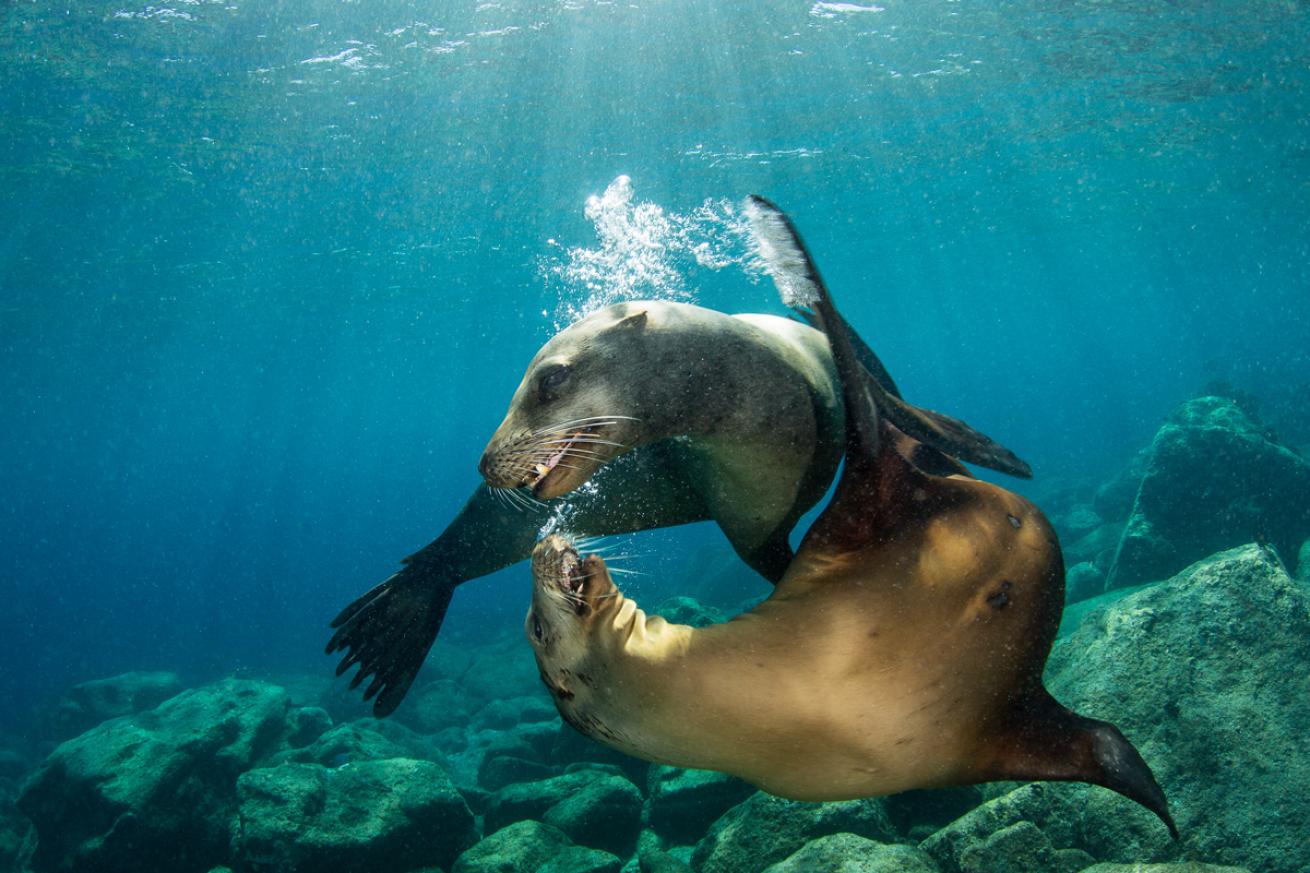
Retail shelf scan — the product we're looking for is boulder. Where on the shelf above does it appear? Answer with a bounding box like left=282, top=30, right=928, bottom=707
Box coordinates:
left=1093, top=451, right=1149, bottom=522
left=1044, top=545, right=1310, bottom=871
left=1298, top=538, right=1310, bottom=581
left=452, top=820, right=621, bottom=873
left=651, top=596, right=725, bottom=628
left=762, top=833, right=940, bottom=872
left=920, top=783, right=1081, bottom=873
left=692, top=792, right=897, bottom=873
left=234, top=758, right=476, bottom=872
left=271, top=720, right=412, bottom=767
left=923, top=545, right=1308, bottom=873
left=1079, top=859, right=1252, bottom=865
left=1064, top=561, right=1105, bottom=605
left=1064, top=522, right=1125, bottom=574
left=644, top=765, right=754, bottom=845
left=881, top=787, right=983, bottom=843
left=542, top=771, right=643, bottom=856
left=42, top=671, right=183, bottom=740
left=1107, top=396, right=1310, bottom=589
left=487, top=771, right=599, bottom=833
left=471, top=695, right=561, bottom=732
left=18, top=679, right=291, bottom=873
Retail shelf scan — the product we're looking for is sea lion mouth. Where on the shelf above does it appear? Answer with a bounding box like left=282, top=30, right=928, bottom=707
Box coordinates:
left=525, top=428, right=593, bottom=497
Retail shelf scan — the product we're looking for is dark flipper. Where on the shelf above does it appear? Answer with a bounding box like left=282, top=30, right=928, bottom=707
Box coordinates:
left=326, top=562, right=453, bottom=718
left=989, top=692, right=1178, bottom=839
left=787, top=254, right=1032, bottom=479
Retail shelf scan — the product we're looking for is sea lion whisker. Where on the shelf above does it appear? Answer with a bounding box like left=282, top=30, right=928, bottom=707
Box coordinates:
left=527, top=415, right=639, bottom=437
left=499, top=487, right=532, bottom=513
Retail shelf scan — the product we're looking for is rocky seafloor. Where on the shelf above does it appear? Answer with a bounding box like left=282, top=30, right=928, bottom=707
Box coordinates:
left=3, top=395, right=1309, bottom=873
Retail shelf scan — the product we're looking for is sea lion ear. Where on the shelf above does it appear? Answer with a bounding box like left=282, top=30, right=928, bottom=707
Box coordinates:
left=614, top=310, right=648, bottom=331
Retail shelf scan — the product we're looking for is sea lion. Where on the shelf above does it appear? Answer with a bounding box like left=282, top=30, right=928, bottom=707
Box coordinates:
left=330, top=296, right=1030, bottom=717
left=525, top=197, right=1176, bottom=834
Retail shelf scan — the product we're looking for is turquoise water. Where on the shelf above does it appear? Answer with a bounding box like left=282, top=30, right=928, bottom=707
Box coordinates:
left=1, top=2, right=1308, bottom=871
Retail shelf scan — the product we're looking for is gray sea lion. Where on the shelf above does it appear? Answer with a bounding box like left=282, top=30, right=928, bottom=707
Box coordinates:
left=525, top=196, right=1175, bottom=834
left=330, top=293, right=1029, bottom=717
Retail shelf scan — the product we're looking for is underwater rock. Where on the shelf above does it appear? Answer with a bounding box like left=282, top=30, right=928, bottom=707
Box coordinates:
left=1064, top=522, right=1125, bottom=575
left=1074, top=859, right=1257, bottom=865
left=919, top=783, right=1081, bottom=873
left=1052, top=503, right=1104, bottom=543
left=651, top=596, right=726, bottom=628
left=638, top=845, right=695, bottom=873
left=541, top=770, right=643, bottom=856
left=1064, top=561, right=1106, bottom=605
left=643, top=765, right=754, bottom=846
left=283, top=706, right=333, bottom=749
left=271, top=720, right=412, bottom=767
left=691, top=792, right=897, bottom=873
left=234, top=758, right=475, bottom=873
left=407, top=678, right=478, bottom=733
left=1093, top=451, right=1149, bottom=522
left=881, top=786, right=985, bottom=843
left=485, top=769, right=632, bottom=835
left=41, top=670, right=183, bottom=740
left=762, top=832, right=940, bottom=873
left=1107, top=396, right=1310, bottom=590
left=1298, top=538, right=1310, bottom=581
left=471, top=694, right=561, bottom=732
left=0, top=750, right=29, bottom=781
left=478, top=755, right=558, bottom=791
left=954, top=821, right=1092, bottom=873
left=452, top=820, right=621, bottom=873
left=1042, top=544, right=1310, bottom=871
left=18, top=679, right=291, bottom=873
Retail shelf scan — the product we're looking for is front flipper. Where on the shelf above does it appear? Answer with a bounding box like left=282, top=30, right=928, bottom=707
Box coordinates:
left=326, top=564, right=453, bottom=717
left=328, top=445, right=713, bottom=716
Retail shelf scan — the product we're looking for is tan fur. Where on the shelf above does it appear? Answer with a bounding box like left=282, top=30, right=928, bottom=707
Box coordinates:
left=529, top=465, right=1060, bottom=800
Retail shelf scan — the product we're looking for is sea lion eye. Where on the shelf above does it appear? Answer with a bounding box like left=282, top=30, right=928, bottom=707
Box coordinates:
left=532, top=613, right=545, bottom=641
left=538, top=364, right=571, bottom=402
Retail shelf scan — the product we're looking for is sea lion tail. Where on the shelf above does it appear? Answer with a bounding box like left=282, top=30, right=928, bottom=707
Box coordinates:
left=325, top=563, right=453, bottom=717
left=989, top=692, right=1178, bottom=839
left=744, top=195, right=1033, bottom=479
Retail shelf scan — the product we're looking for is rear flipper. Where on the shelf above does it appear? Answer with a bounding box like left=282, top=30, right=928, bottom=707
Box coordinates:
left=988, top=691, right=1177, bottom=839
left=326, top=562, right=453, bottom=718
left=748, top=195, right=1032, bottom=480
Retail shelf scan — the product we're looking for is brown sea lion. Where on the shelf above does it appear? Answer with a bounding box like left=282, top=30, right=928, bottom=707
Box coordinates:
left=525, top=196, right=1175, bottom=834
left=330, top=285, right=1029, bottom=717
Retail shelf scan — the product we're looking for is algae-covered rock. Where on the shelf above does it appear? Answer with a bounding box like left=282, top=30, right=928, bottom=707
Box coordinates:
left=926, top=545, right=1309, bottom=873
left=644, top=765, right=754, bottom=846
left=762, top=832, right=940, bottom=872
left=1298, top=538, right=1310, bottom=581
left=1079, top=859, right=1252, bottom=865
left=1065, top=561, right=1106, bottom=605
left=692, top=792, right=897, bottom=873
left=542, top=770, right=643, bottom=856
left=234, top=758, right=475, bottom=872
left=486, top=768, right=640, bottom=850
left=920, top=783, right=1081, bottom=873
left=651, top=596, right=725, bottom=628
left=42, top=670, right=183, bottom=740
left=18, top=679, right=290, bottom=873
left=1043, top=544, right=1310, bottom=871
left=485, top=770, right=603, bottom=833
left=1107, top=396, right=1310, bottom=589
left=452, top=820, right=620, bottom=873
left=954, top=820, right=1092, bottom=873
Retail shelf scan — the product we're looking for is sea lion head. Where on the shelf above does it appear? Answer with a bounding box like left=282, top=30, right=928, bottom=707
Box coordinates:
left=479, top=303, right=655, bottom=500
left=526, top=534, right=620, bottom=707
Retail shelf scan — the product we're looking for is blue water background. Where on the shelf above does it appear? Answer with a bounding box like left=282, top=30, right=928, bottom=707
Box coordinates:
left=1, top=1, right=1307, bottom=728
